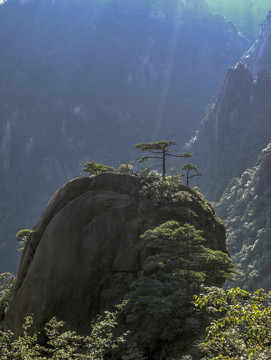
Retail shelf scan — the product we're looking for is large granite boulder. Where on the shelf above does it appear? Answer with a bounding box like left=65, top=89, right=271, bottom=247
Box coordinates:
left=4, top=172, right=227, bottom=337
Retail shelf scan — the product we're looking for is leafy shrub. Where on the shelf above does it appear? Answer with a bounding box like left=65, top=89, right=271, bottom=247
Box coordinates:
left=194, top=286, right=271, bottom=360
left=124, top=221, right=236, bottom=358
left=0, top=302, right=128, bottom=359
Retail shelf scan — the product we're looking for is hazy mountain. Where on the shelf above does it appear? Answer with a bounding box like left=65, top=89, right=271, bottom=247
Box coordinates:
left=0, top=0, right=249, bottom=272
left=244, top=10, right=271, bottom=76
left=190, top=9, right=271, bottom=289
left=191, top=62, right=271, bottom=200
left=206, top=0, right=271, bottom=42
left=215, top=144, right=271, bottom=291
left=191, top=10, right=271, bottom=200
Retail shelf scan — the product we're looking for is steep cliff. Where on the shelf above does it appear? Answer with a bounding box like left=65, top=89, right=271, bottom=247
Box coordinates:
left=215, top=144, right=271, bottom=290
left=191, top=62, right=271, bottom=199
left=0, top=0, right=249, bottom=272
left=244, top=9, right=271, bottom=75
left=191, top=8, right=271, bottom=200
left=4, top=172, right=228, bottom=345
left=187, top=7, right=271, bottom=294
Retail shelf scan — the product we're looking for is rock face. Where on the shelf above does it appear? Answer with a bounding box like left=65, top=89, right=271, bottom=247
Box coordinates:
left=212, top=62, right=253, bottom=146
left=244, top=9, right=271, bottom=76
left=4, top=173, right=227, bottom=337
left=191, top=9, right=271, bottom=200
left=192, top=61, right=271, bottom=200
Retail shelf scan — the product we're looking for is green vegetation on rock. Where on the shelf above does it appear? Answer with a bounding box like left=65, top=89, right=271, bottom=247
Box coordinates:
left=0, top=272, right=14, bottom=330
left=215, top=145, right=271, bottom=291
left=82, top=161, right=116, bottom=176
left=123, top=221, right=236, bottom=357
left=0, top=302, right=128, bottom=359
left=135, top=140, right=193, bottom=180
left=16, top=229, right=35, bottom=253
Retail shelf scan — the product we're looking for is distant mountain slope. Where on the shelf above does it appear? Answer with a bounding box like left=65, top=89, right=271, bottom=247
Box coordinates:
left=244, top=10, right=271, bottom=75
left=0, top=0, right=249, bottom=272
left=191, top=62, right=271, bottom=200
left=215, top=144, right=271, bottom=291
left=189, top=8, right=271, bottom=290
left=191, top=9, right=271, bottom=200
left=206, top=0, right=271, bottom=41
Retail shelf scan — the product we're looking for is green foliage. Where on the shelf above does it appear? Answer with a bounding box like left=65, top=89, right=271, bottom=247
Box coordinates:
left=118, top=163, right=134, bottom=174
left=16, top=229, right=35, bottom=253
left=82, top=161, right=116, bottom=176
left=194, top=286, right=271, bottom=359
left=137, top=174, right=185, bottom=228
left=0, top=272, right=15, bottom=329
left=124, top=221, right=236, bottom=358
left=182, top=163, right=202, bottom=187
left=0, top=302, right=128, bottom=359
left=135, top=140, right=176, bottom=180
left=138, top=173, right=218, bottom=234
left=135, top=140, right=192, bottom=180
left=141, top=221, right=236, bottom=292
left=135, top=140, right=176, bottom=153
left=214, top=147, right=271, bottom=290
left=121, top=342, right=147, bottom=360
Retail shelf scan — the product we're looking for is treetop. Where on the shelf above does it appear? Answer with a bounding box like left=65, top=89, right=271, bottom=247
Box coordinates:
left=182, top=163, right=199, bottom=171
left=135, top=140, right=176, bottom=152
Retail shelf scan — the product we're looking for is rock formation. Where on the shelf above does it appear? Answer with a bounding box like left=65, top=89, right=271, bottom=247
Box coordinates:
left=244, top=9, right=271, bottom=76
left=192, top=61, right=271, bottom=200
left=4, top=172, right=227, bottom=337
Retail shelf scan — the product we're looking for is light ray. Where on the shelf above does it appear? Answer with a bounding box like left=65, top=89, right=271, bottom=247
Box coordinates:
left=153, top=3, right=183, bottom=140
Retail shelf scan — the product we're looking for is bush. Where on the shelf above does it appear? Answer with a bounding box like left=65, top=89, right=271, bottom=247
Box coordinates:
left=0, top=302, right=128, bottom=359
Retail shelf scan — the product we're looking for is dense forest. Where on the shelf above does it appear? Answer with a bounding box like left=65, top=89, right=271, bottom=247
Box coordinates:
left=1, top=0, right=271, bottom=359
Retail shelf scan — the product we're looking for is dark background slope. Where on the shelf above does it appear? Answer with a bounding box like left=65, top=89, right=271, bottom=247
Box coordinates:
left=0, top=0, right=250, bottom=272
left=190, top=9, right=271, bottom=290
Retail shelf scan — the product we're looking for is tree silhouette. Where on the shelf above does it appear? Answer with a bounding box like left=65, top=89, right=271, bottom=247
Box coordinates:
left=182, top=163, right=202, bottom=187
left=135, top=140, right=192, bottom=180
left=82, top=161, right=116, bottom=176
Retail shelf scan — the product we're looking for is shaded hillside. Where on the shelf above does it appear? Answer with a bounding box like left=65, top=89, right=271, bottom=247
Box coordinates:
left=244, top=9, right=271, bottom=75
left=191, top=62, right=271, bottom=200
left=215, top=144, right=271, bottom=291
left=4, top=172, right=232, bottom=358
left=189, top=9, right=271, bottom=291
left=0, top=0, right=249, bottom=272
left=191, top=9, right=271, bottom=201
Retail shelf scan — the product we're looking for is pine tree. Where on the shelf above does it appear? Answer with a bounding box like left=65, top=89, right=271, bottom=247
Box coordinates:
left=135, top=140, right=192, bottom=180
left=182, top=163, right=202, bottom=187
left=82, top=161, right=116, bottom=176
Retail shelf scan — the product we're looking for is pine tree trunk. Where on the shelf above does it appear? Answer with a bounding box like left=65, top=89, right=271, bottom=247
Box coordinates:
left=162, top=150, right=166, bottom=180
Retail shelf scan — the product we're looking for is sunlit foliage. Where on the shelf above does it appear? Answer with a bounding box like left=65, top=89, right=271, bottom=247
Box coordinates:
left=194, top=286, right=271, bottom=359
